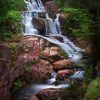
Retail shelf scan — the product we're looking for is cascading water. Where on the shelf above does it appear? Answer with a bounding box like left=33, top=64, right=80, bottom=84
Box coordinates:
left=46, top=13, right=53, bottom=34
left=46, top=13, right=61, bottom=35
left=22, top=12, right=38, bottom=35
left=52, top=13, right=61, bottom=35
left=17, top=0, right=85, bottom=99
left=24, top=0, right=45, bottom=12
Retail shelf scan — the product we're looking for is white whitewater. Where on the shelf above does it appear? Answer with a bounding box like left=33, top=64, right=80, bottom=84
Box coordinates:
left=21, top=0, right=85, bottom=93
left=47, top=71, right=56, bottom=84
left=24, top=0, right=45, bottom=12
left=22, top=12, right=38, bottom=35
left=69, top=71, right=85, bottom=79
left=52, top=13, right=61, bottom=35
left=33, top=84, right=69, bottom=94
left=46, top=13, right=53, bottom=34
left=46, top=13, right=61, bottom=35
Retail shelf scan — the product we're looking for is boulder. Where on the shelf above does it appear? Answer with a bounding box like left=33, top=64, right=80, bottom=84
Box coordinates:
left=45, top=1, right=58, bottom=12
left=42, top=47, right=50, bottom=56
left=39, top=38, right=48, bottom=50
left=53, top=59, right=75, bottom=70
left=57, top=69, right=74, bottom=78
left=42, top=46, right=61, bottom=57
left=28, top=59, right=53, bottom=81
left=37, top=88, right=64, bottom=100
left=17, top=36, right=40, bottom=58
left=32, top=17, right=45, bottom=30
left=59, top=12, right=67, bottom=26
left=30, top=95, right=39, bottom=100
left=42, top=46, right=62, bottom=62
left=49, top=46, right=61, bottom=56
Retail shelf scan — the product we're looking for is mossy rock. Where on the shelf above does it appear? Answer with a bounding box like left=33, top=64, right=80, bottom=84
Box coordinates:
left=83, top=77, right=100, bottom=100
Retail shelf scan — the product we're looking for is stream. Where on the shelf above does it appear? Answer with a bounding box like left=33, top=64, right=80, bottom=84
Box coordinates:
left=12, top=0, right=85, bottom=99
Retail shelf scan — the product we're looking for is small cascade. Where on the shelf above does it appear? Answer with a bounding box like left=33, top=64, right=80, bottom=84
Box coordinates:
left=46, top=13, right=53, bottom=35
left=52, top=13, right=61, bottom=35
left=22, top=12, right=38, bottom=35
left=24, top=0, right=45, bottom=12
left=46, top=13, right=61, bottom=35
left=47, top=71, right=56, bottom=84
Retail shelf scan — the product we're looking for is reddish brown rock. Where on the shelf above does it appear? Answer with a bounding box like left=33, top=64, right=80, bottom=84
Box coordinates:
left=30, top=95, right=39, bottom=100
left=37, top=88, right=64, bottom=100
left=24, top=94, right=39, bottom=100
left=42, top=46, right=62, bottom=62
left=57, top=69, right=74, bottom=78
left=0, top=36, right=43, bottom=100
left=42, top=46, right=61, bottom=56
left=39, top=38, right=48, bottom=50
left=17, top=36, right=40, bottom=57
left=45, top=1, right=58, bottom=12
left=53, top=59, right=75, bottom=70
left=42, top=47, right=50, bottom=56
left=49, top=46, right=60, bottom=56
left=28, top=59, right=53, bottom=81
left=59, top=12, right=67, bottom=26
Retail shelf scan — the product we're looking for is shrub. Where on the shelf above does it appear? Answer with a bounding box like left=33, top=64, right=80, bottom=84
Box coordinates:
left=61, top=8, right=92, bottom=38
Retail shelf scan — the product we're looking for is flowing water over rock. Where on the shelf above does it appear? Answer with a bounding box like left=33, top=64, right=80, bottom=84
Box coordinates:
left=13, top=0, right=85, bottom=99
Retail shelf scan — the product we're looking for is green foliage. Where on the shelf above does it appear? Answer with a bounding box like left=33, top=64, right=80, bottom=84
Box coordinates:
left=85, top=65, right=95, bottom=79
left=59, top=51, right=68, bottom=58
left=12, top=79, right=24, bottom=92
left=23, top=60, right=39, bottom=72
left=0, top=0, right=24, bottom=40
left=7, top=43, right=17, bottom=65
left=23, top=65, right=30, bottom=73
left=63, top=82, right=84, bottom=100
left=84, top=77, right=100, bottom=100
left=5, top=10, right=21, bottom=37
left=31, top=60, right=39, bottom=65
left=56, top=0, right=63, bottom=9
left=61, top=8, right=92, bottom=38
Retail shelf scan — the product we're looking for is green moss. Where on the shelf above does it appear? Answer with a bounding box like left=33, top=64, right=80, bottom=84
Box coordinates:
left=7, top=43, right=17, bottom=65
left=59, top=51, right=68, bottom=59
left=84, top=78, right=100, bottom=100
left=23, top=60, right=39, bottom=73
left=63, top=82, right=85, bottom=100
left=31, top=60, right=39, bottom=65
left=7, top=43, right=17, bottom=50
left=23, top=65, right=30, bottom=73
left=11, top=79, right=24, bottom=93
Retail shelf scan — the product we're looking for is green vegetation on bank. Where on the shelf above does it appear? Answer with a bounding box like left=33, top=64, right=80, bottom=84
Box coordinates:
left=61, top=8, right=92, bottom=38
left=0, top=0, right=25, bottom=40
left=84, top=77, right=100, bottom=100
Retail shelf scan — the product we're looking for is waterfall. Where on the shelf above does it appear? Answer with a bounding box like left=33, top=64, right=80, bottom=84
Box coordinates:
left=22, top=0, right=46, bottom=35
left=20, top=0, right=85, bottom=96
left=24, top=0, right=45, bottom=12
left=22, top=12, right=38, bottom=35
left=46, top=13, right=53, bottom=35
left=10, top=1, right=86, bottom=99
left=52, top=13, right=61, bottom=35
left=46, top=13, right=61, bottom=35
left=22, top=0, right=83, bottom=61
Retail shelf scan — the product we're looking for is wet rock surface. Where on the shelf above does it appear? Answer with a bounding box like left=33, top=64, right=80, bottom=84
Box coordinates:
left=0, top=36, right=85, bottom=100
left=45, top=1, right=58, bottom=12
left=37, top=88, right=64, bottom=100
left=53, top=59, right=75, bottom=70
left=29, top=95, right=39, bottom=100
left=57, top=69, right=74, bottom=78
left=27, top=59, right=53, bottom=81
